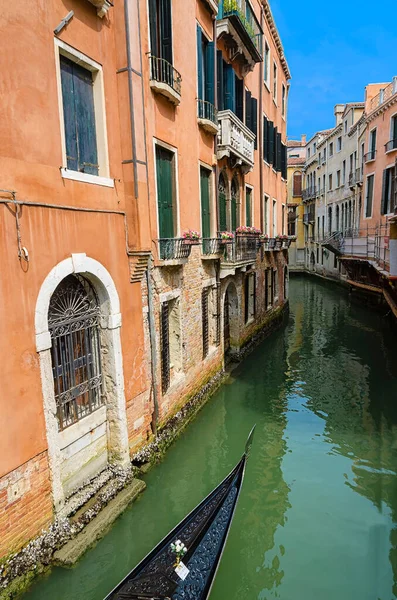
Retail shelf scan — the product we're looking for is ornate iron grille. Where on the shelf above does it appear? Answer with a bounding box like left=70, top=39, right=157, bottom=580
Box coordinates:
left=49, top=275, right=103, bottom=431
left=158, top=238, right=192, bottom=260
left=202, top=288, right=209, bottom=359
left=160, top=302, right=170, bottom=393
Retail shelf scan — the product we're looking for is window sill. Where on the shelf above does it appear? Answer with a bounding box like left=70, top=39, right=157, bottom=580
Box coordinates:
left=198, top=117, right=219, bottom=135
left=61, top=168, right=114, bottom=188
left=385, top=147, right=397, bottom=155
left=150, top=80, right=181, bottom=106
left=58, top=405, right=107, bottom=450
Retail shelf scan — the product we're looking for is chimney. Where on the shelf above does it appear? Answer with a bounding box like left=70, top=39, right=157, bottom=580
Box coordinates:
left=334, top=104, right=345, bottom=126
left=301, top=134, right=307, bottom=145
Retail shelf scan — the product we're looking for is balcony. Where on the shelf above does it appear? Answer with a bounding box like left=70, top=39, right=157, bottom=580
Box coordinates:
left=369, top=79, right=397, bottom=112
left=364, top=150, right=376, bottom=163
left=385, top=139, right=397, bottom=153
left=302, top=187, right=317, bottom=201
left=303, top=209, right=315, bottom=224
left=197, top=100, right=218, bottom=135
left=217, top=110, right=255, bottom=171
left=217, top=0, right=263, bottom=73
left=149, top=55, right=181, bottom=105
left=220, top=235, right=258, bottom=276
left=158, top=238, right=192, bottom=264
left=201, top=238, right=223, bottom=258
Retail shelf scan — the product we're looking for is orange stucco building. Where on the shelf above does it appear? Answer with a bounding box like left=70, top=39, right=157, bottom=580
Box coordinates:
left=0, top=0, right=291, bottom=571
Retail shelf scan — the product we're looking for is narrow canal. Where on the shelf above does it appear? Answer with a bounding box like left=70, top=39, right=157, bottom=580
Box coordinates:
left=24, top=276, right=397, bottom=600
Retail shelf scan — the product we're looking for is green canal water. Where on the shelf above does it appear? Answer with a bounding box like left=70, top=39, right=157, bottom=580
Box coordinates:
left=24, top=276, right=397, bottom=600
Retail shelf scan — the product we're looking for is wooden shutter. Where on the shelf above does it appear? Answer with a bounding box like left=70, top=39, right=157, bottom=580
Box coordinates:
left=263, top=116, right=268, bottom=162
left=148, top=0, right=158, bottom=56
left=251, top=97, right=258, bottom=149
left=160, top=0, right=172, bottom=64
left=245, top=90, right=252, bottom=130
left=281, top=143, right=287, bottom=178
left=224, top=64, right=235, bottom=112
left=160, top=302, right=170, bottom=393
left=60, top=56, right=78, bottom=172
left=156, top=147, right=175, bottom=239
left=196, top=25, right=203, bottom=101
left=200, top=167, right=211, bottom=238
left=381, top=168, right=387, bottom=215
left=276, top=131, right=281, bottom=172
left=293, top=172, right=302, bottom=196
left=205, top=41, right=215, bottom=105
left=217, top=52, right=224, bottom=110
left=268, top=121, right=274, bottom=164
left=235, top=76, right=244, bottom=121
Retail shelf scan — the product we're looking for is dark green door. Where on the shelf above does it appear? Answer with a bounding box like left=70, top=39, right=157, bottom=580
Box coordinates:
left=200, top=168, right=211, bottom=238
left=156, top=146, right=174, bottom=239
left=219, top=174, right=227, bottom=232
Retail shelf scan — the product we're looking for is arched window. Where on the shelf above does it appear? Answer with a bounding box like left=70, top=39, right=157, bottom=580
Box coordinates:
left=231, top=177, right=239, bottom=231
left=293, top=171, right=302, bottom=197
left=218, top=172, right=227, bottom=232
left=49, top=274, right=103, bottom=430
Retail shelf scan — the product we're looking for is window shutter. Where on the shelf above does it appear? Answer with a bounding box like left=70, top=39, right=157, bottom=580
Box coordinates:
left=72, top=61, right=98, bottom=175
left=293, top=172, right=302, bottom=196
left=263, top=116, right=268, bottom=162
left=217, top=52, right=224, bottom=110
left=235, top=76, right=244, bottom=121
left=245, top=89, right=252, bottom=131
left=381, top=168, right=388, bottom=215
left=281, top=143, right=287, bottom=178
left=160, top=0, right=173, bottom=64
left=196, top=26, right=203, bottom=101
left=268, top=121, right=274, bottom=164
left=394, top=158, right=397, bottom=213
left=148, top=0, right=158, bottom=56
left=276, top=131, right=281, bottom=172
left=251, top=97, right=258, bottom=149
left=60, top=56, right=78, bottom=172
left=205, top=41, right=215, bottom=105
left=224, top=64, right=235, bottom=112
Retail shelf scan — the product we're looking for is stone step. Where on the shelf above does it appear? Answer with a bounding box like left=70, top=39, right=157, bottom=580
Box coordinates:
left=53, top=478, right=146, bottom=566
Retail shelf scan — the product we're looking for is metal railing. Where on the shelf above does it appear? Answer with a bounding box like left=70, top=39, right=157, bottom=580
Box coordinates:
left=149, top=55, right=182, bottom=96
left=385, top=139, right=397, bottom=153
left=221, top=234, right=258, bottom=263
left=348, top=172, right=355, bottom=187
left=333, top=225, right=390, bottom=270
left=303, top=208, right=315, bottom=224
left=302, top=186, right=317, bottom=201
left=158, top=238, right=192, bottom=261
left=218, top=0, right=263, bottom=56
left=202, top=238, right=223, bottom=255
left=364, top=150, right=376, bottom=162
left=197, top=99, right=218, bottom=125
left=370, top=79, right=397, bottom=112
left=356, top=167, right=363, bottom=184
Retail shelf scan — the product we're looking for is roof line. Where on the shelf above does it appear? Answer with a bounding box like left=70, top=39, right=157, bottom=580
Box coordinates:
left=261, top=0, right=291, bottom=80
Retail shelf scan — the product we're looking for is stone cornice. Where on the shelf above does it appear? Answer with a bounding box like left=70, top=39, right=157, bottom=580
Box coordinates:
left=366, top=92, right=397, bottom=124
left=261, top=0, right=291, bottom=80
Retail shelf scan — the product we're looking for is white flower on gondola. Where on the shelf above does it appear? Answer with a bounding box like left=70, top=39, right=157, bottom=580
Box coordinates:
left=170, top=538, right=188, bottom=565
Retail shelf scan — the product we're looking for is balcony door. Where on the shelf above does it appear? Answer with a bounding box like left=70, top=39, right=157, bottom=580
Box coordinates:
left=156, top=146, right=175, bottom=239
left=149, top=0, right=172, bottom=64
left=231, top=177, right=239, bottom=231
left=200, top=167, right=211, bottom=238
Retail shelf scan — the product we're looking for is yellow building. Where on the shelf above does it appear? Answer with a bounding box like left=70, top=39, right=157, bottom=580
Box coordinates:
left=287, top=137, right=306, bottom=270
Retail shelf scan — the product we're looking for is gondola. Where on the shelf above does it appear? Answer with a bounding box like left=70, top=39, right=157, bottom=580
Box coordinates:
left=104, top=426, right=256, bottom=600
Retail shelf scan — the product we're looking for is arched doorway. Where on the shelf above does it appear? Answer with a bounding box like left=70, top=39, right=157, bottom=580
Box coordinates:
left=219, top=172, right=227, bottom=232
left=231, top=177, right=239, bottom=232
left=223, top=282, right=239, bottom=357
left=35, top=254, right=129, bottom=513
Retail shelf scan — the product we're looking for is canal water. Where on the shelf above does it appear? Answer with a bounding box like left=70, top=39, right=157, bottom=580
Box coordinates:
left=24, top=276, right=397, bottom=600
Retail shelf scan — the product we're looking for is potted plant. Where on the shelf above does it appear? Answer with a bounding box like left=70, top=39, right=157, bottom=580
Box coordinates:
left=274, top=234, right=283, bottom=250
left=235, top=225, right=261, bottom=236
left=281, top=234, right=289, bottom=249
left=182, top=229, right=200, bottom=245
left=219, top=231, right=234, bottom=244
left=259, top=233, right=269, bottom=249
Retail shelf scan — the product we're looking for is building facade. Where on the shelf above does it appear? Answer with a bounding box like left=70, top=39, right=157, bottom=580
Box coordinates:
left=0, top=0, right=291, bottom=569
left=286, top=135, right=306, bottom=270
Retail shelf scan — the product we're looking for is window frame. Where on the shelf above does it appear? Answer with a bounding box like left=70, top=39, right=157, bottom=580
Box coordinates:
left=263, top=39, right=270, bottom=91
left=281, top=83, right=286, bottom=119
left=272, top=61, right=278, bottom=104
left=245, top=184, right=254, bottom=227
left=54, top=38, right=112, bottom=187
left=365, top=173, right=375, bottom=219
left=154, top=138, right=180, bottom=240
left=337, top=136, right=342, bottom=152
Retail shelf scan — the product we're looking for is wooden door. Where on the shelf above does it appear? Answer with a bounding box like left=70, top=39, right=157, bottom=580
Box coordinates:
left=156, top=146, right=175, bottom=239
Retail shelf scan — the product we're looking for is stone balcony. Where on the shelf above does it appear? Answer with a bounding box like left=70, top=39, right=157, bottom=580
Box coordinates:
left=217, top=110, right=255, bottom=172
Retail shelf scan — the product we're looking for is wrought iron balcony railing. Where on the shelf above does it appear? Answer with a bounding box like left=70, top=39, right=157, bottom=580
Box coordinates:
left=149, top=55, right=182, bottom=104
left=202, top=238, right=223, bottom=256
left=221, top=235, right=258, bottom=264
left=364, top=150, right=376, bottom=162
left=197, top=100, right=218, bottom=134
left=217, top=0, right=263, bottom=62
left=158, top=238, right=192, bottom=261
left=385, top=139, right=397, bottom=153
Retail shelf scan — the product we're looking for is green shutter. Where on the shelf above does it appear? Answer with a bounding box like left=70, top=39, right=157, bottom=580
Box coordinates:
left=235, top=76, right=244, bottom=121
left=263, top=116, right=268, bottom=162
left=268, top=121, right=274, bottom=164
left=197, top=25, right=203, bottom=101
left=231, top=191, right=237, bottom=231
left=160, top=0, right=172, bottom=64
left=217, top=51, right=224, bottom=110
left=246, top=188, right=252, bottom=226
left=251, top=97, right=258, bottom=149
left=156, top=146, right=175, bottom=239
left=224, top=64, right=235, bottom=112
left=205, top=41, right=215, bottom=105
left=148, top=0, right=158, bottom=56
left=276, top=132, right=282, bottom=172
left=200, top=168, right=211, bottom=238
left=245, top=90, right=252, bottom=130
left=60, top=56, right=78, bottom=172
left=381, top=169, right=388, bottom=215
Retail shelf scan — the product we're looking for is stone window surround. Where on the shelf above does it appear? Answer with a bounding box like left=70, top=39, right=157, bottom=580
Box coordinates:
left=35, top=253, right=129, bottom=515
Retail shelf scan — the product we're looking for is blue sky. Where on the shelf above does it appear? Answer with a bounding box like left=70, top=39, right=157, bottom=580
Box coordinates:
left=269, top=0, right=397, bottom=140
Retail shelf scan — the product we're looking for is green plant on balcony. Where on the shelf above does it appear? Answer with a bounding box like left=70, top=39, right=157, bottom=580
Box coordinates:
left=222, top=0, right=257, bottom=45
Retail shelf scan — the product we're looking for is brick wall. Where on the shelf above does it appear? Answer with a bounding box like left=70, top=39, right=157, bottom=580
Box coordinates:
left=0, top=451, right=53, bottom=559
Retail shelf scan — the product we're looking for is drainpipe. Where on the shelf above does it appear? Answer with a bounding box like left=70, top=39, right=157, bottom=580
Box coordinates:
left=146, top=256, right=159, bottom=435
left=123, top=0, right=139, bottom=199
left=259, top=7, right=264, bottom=230
left=214, top=16, right=219, bottom=234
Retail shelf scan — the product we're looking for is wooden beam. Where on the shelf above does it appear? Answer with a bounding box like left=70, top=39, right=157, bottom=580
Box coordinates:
left=346, top=279, right=382, bottom=294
